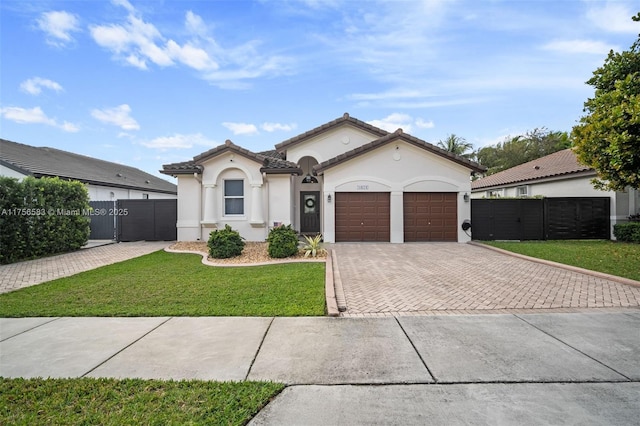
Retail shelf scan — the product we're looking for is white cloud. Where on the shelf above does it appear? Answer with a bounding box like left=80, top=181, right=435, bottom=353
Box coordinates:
left=91, top=104, right=140, bottom=131
left=0, top=106, right=79, bottom=132
left=587, top=2, right=640, bottom=34
left=542, top=39, right=617, bottom=55
left=222, top=122, right=259, bottom=135
left=37, top=10, right=80, bottom=47
left=141, top=133, right=216, bottom=150
left=89, top=4, right=290, bottom=87
left=261, top=122, right=297, bottom=132
left=20, top=77, right=64, bottom=95
left=367, top=114, right=436, bottom=133
left=415, top=118, right=435, bottom=129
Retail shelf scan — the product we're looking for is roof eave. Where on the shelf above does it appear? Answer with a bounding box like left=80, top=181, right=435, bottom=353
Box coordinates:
left=471, top=169, right=596, bottom=191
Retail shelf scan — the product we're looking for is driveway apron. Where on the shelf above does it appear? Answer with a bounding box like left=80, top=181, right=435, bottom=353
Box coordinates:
left=331, top=243, right=640, bottom=316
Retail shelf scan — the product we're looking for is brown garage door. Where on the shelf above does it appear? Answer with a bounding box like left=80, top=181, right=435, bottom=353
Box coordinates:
left=404, top=193, right=457, bottom=242
left=336, top=192, right=390, bottom=242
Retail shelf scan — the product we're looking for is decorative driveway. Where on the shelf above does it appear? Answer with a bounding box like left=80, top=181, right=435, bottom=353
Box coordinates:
left=331, top=243, right=640, bottom=316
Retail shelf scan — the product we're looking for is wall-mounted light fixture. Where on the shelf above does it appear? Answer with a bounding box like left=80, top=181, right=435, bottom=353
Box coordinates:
left=463, top=193, right=470, bottom=202
left=327, top=194, right=332, bottom=203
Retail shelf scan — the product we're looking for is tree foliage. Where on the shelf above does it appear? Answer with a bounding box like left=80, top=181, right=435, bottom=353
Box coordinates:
left=476, top=128, right=571, bottom=175
left=572, top=15, right=640, bottom=191
left=437, top=134, right=475, bottom=160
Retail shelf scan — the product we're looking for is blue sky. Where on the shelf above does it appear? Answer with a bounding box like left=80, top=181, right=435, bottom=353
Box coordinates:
left=1, top=0, right=639, bottom=181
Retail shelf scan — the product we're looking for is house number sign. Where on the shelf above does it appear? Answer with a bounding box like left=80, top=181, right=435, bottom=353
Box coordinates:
left=356, top=185, right=369, bottom=190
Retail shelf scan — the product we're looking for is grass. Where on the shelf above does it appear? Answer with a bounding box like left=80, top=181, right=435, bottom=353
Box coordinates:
left=0, top=377, right=283, bottom=425
left=0, top=250, right=326, bottom=317
left=482, top=240, right=640, bottom=281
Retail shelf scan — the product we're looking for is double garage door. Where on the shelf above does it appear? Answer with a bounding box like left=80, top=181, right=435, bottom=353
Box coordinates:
left=335, top=192, right=457, bottom=242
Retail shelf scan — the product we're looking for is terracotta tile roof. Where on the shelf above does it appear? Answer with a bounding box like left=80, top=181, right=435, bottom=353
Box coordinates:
left=314, top=129, right=486, bottom=174
left=161, top=140, right=301, bottom=176
left=275, top=112, right=389, bottom=152
left=471, top=149, right=594, bottom=190
left=1, top=138, right=177, bottom=194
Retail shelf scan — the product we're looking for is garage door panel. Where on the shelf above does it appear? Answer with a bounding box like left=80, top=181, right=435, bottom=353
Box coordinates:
left=404, top=192, right=457, bottom=242
left=336, top=192, right=390, bottom=242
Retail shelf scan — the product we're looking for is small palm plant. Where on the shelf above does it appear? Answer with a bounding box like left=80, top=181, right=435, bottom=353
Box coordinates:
left=302, top=234, right=326, bottom=258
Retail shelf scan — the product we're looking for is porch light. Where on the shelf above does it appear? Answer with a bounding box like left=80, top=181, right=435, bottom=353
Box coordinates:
left=463, top=193, right=470, bottom=202
left=327, top=194, right=332, bottom=203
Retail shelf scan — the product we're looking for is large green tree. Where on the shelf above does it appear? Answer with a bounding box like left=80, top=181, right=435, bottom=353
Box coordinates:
left=572, top=14, right=640, bottom=191
left=477, top=128, right=571, bottom=175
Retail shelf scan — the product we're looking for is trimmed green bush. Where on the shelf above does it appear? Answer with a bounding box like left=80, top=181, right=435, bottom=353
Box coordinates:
left=0, top=176, right=90, bottom=264
left=208, top=225, right=245, bottom=258
left=267, top=225, right=299, bottom=258
left=613, top=222, right=640, bottom=243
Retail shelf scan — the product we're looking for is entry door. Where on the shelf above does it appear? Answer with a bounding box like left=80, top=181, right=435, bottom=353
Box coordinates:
left=300, top=191, right=320, bottom=234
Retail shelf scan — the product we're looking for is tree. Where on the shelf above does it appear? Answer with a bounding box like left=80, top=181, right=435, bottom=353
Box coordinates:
left=572, top=14, right=640, bottom=191
left=437, top=134, right=475, bottom=160
left=476, top=129, right=571, bottom=175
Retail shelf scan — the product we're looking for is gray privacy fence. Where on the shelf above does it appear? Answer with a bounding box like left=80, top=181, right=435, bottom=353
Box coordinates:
left=87, top=199, right=176, bottom=241
left=471, top=197, right=610, bottom=241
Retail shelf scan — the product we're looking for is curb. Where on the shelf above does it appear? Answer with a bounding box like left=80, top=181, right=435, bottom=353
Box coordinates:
left=163, top=247, right=325, bottom=268
left=469, top=241, right=640, bottom=288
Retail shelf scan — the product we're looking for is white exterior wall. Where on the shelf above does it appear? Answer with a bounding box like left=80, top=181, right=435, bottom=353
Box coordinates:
left=286, top=125, right=379, bottom=164
left=0, top=164, right=27, bottom=179
left=87, top=184, right=176, bottom=201
left=267, top=174, right=294, bottom=228
left=175, top=175, right=202, bottom=241
left=322, top=140, right=473, bottom=243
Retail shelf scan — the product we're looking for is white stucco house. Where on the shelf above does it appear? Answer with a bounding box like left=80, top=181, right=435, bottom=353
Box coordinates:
left=471, top=148, right=639, bottom=230
left=0, top=138, right=177, bottom=200
left=161, top=113, right=485, bottom=243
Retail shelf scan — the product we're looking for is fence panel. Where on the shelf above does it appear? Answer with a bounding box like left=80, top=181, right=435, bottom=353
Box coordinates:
left=117, top=199, right=177, bottom=242
left=87, top=201, right=116, bottom=240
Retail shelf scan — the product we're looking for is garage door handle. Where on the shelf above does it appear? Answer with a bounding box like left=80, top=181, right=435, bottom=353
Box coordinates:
left=361, top=222, right=364, bottom=225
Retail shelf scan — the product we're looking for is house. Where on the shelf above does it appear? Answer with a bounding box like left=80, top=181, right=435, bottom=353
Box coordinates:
left=471, top=148, right=639, bottom=230
left=161, top=113, right=485, bottom=243
left=0, top=138, right=176, bottom=200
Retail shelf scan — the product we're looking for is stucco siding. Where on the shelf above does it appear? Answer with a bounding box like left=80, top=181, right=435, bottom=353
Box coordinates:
left=286, top=125, right=380, bottom=165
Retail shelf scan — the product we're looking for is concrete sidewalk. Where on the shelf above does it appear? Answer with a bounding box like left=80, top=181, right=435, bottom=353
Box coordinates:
left=1, top=312, right=639, bottom=424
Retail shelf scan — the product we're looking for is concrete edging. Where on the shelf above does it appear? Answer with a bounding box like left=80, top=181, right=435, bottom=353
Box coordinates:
left=469, top=241, right=640, bottom=288
left=163, top=247, right=324, bottom=268
left=325, top=249, right=339, bottom=317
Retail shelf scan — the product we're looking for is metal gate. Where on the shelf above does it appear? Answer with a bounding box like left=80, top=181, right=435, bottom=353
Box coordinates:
left=87, top=201, right=116, bottom=240
left=116, top=199, right=177, bottom=242
left=471, top=197, right=610, bottom=240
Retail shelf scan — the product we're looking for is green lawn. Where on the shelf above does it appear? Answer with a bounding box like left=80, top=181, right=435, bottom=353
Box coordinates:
left=0, top=251, right=326, bottom=317
left=482, top=240, right=640, bottom=281
left=0, top=378, right=283, bottom=425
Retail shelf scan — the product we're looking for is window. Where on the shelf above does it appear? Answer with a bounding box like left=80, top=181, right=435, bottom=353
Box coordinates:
left=224, top=179, right=244, bottom=215
left=517, top=186, right=529, bottom=197
left=142, top=193, right=149, bottom=199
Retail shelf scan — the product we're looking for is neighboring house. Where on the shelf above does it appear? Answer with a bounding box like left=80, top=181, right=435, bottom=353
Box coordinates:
left=161, top=113, right=485, bottom=243
left=471, top=148, right=639, bottom=229
left=0, top=138, right=176, bottom=200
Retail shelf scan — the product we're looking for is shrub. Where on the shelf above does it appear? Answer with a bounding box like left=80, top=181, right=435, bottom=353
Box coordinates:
left=208, top=225, right=245, bottom=258
left=302, top=234, right=326, bottom=258
left=0, top=176, right=90, bottom=264
left=267, top=225, right=299, bottom=258
left=613, top=222, right=640, bottom=244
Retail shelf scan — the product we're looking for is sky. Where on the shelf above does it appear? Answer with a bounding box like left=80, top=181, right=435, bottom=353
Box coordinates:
left=1, top=0, right=639, bottom=182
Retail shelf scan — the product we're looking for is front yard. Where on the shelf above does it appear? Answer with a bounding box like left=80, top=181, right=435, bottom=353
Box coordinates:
left=482, top=240, right=640, bottom=281
left=0, top=250, right=326, bottom=317
left=0, top=378, right=283, bottom=425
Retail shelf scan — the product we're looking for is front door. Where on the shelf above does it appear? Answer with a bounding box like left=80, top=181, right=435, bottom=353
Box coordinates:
left=300, top=191, right=320, bottom=234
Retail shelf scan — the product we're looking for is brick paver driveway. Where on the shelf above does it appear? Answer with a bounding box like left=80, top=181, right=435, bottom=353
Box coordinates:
left=331, top=243, right=640, bottom=316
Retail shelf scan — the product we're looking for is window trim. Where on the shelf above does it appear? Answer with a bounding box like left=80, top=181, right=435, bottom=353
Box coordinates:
left=223, top=179, right=245, bottom=216
left=516, top=185, right=529, bottom=197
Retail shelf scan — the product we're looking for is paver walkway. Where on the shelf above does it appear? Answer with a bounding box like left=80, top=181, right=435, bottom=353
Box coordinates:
left=0, top=241, right=171, bottom=294
left=332, top=243, right=640, bottom=316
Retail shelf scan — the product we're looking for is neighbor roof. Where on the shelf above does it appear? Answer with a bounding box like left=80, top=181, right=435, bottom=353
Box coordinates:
left=161, top=140, right=301, bottom=176
left=471, top=149, right=594, bottom=190
left=275, top=112, right=389, bottom=152
left=0, top=138, right=177, bottom=194
left=314, top=129, right=486, bottom=174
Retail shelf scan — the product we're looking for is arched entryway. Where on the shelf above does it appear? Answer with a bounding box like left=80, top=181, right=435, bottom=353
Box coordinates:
left=298, top=156, right=321, bottom=234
